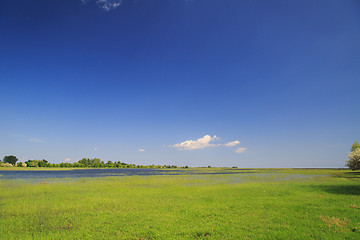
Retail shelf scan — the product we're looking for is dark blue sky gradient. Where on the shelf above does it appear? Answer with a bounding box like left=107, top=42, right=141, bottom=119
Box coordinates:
left=1, top=0, right=359, bottom=167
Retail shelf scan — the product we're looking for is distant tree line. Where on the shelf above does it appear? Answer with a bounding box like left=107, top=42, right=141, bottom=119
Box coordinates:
left=1, top=156, right=184, bottom=168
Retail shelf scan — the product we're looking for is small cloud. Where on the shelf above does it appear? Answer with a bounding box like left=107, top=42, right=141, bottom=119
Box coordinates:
left=97, top=0, right=122, bottom=11
left=172, top=135, right=220, bottom=150
left=93, top=147, right=98, bottom=151
left=235, top=147, right=247, bottom=154
left=65, top=158, right=71, bottom=162
left=137, top=149, right=145, bottom=152
left=223, top=140, right=240, bottom=147
left=27, top=137, right=44, bottom=143
left=14, top=134, right=44, bottom=143
left=81, top=0, right=121, bottom=11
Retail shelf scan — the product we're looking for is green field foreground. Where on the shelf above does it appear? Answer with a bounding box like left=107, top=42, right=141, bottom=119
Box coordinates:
left=1, top=169, right=360, bottom=239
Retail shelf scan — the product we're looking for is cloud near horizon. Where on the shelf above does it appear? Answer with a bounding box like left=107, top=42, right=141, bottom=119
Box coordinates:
left=137, top=149, right=145, bottom=152
left=235, top=147, right=247, bottom=154
left=14, top=135, right=45, bottom=143
left=64, top=158, right=71, bottom=162
left=172, top=135, right=243, bottom=151
left=27, top=137, right=44, bottom=143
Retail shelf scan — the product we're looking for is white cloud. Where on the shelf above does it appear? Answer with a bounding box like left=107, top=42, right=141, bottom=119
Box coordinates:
left=27, top=137, right=44, bottom=143
left=65, top=158, right=71, bottom=162
left=93, top=147, right=98, bottom=151
left=235, top=147, right=247, bottom=154
left=172, top=135, right=220, bottom=150
left=97, top=0, right=121, bottom=11
left=223, top=140, right=240, bottom=147
left=13, top=135, right=44, bottom=143
left=81, top=0, right=122, bottom=11
left=172, top=135, right=246, bottom=153
left=137, top=149, right=145, bottom=152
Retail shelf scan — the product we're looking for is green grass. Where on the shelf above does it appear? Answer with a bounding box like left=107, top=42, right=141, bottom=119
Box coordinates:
left=1, top=169, right=360, bottom=239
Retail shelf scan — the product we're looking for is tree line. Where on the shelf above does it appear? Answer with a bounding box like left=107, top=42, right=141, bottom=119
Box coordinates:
left=0, top=156, right=185, bottom=169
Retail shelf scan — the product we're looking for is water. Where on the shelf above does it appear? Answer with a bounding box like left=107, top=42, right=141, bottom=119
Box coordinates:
left=0, top=168, right=254, bottom=180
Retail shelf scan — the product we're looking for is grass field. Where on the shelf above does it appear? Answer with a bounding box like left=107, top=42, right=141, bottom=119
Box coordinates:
left=1, top=169, right=360, bottom=239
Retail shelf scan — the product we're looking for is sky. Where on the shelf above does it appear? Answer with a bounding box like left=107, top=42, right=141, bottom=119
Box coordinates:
left=0, top=0, right=359, bottom=167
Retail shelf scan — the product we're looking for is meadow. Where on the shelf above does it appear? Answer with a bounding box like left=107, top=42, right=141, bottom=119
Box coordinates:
left=0, top=168, right=360, bottom=239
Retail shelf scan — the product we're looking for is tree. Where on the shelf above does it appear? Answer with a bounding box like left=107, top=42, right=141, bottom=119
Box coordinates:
left=346, top=148, right=360, bottom=170
left=106, top=161, right=114, bottom=167
left=38, top=159, right=49, bottom=167
left=17, top=162, right=26, bottom=167
left=25, top=160, right=39, bottom=167
left=3, top=155, right=18, bottom=165
left=351, top=141, right=360, bottom=152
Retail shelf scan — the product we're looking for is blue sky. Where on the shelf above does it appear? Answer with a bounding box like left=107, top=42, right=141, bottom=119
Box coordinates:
left=1, top=0, right=359, bottom=167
